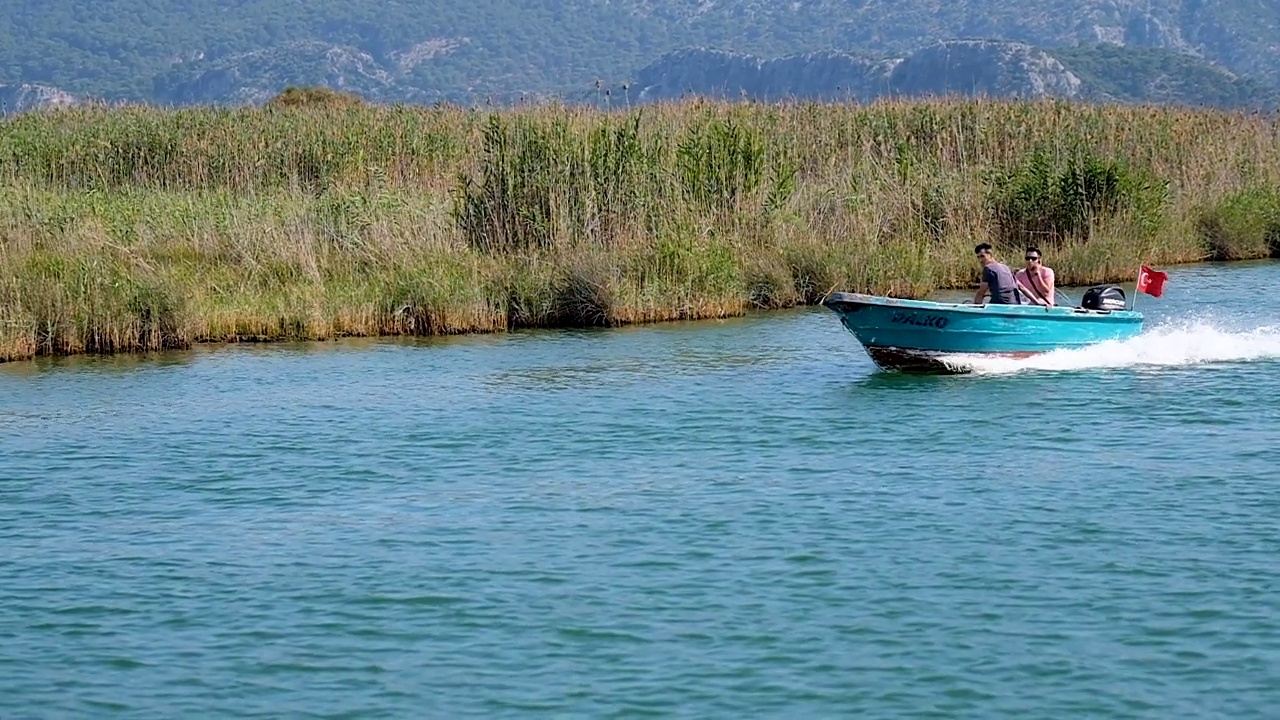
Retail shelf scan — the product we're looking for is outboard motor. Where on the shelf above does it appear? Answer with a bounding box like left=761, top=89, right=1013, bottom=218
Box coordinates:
left=1081, top=285, right=1127, bottom=311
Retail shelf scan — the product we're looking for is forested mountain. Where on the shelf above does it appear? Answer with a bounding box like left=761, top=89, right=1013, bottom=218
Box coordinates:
left=1, top=1, right=1277, bottom=108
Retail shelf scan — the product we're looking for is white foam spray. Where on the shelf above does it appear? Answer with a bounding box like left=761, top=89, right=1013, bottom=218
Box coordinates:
left=938, top=320, right=1280, bottom=376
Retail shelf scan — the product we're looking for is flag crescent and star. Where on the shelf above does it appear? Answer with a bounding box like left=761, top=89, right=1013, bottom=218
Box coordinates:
left=1137, top=265, right=1168, bottom=297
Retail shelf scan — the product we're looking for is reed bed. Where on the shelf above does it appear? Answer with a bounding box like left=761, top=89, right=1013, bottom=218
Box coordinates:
left=3, top=97, right=1279, bottom=361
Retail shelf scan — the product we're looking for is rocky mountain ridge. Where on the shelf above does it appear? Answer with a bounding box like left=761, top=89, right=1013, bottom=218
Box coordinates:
left=615, top=40, right=1278, bottom=109
left=5, top=39, right=1277, bottom=115
left=0, top=84, right=80, bottom=114
left=630, top=42, right=1086, bottom=104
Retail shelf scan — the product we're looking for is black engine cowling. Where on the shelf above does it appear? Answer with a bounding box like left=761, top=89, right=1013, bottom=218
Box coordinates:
left=1081, top=285, right=1127, bottom=311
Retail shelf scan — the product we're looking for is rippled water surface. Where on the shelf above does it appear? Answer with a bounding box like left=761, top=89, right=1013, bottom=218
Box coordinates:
left=4, top=262, right=1280, bottom=718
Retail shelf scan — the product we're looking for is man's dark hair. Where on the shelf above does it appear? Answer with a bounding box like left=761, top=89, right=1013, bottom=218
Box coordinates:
left=1025, top=246, right=1041, bottom=257
left=974, top=243, right=993, bottom=254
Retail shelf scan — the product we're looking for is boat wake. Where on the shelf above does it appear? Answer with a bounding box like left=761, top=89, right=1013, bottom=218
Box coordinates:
left=938, top=320, right=1280, bottom=375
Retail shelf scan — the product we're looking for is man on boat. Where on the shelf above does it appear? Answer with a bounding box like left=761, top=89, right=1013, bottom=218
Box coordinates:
left=972, top=243, right=1020, bottom=304
left=1015, top=247, right=1056, bottom=306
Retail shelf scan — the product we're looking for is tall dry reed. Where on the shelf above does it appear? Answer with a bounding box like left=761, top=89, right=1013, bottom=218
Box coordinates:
left=2, top=97, right=1279, bottom=361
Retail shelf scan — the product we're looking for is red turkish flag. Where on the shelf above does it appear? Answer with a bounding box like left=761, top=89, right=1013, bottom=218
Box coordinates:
left=1137, top=266, right=1168, bottom=297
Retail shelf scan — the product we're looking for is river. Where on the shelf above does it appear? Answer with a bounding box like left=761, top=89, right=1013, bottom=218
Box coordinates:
left=3, top=261, right=1280, bottom=717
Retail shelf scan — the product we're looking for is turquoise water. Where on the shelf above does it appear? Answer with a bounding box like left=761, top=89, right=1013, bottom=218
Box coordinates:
left=4, top=262, right=1280, bottom=718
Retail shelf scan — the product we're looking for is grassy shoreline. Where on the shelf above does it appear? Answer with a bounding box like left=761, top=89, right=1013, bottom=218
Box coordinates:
left=3, top=97, right=1280, bottom=362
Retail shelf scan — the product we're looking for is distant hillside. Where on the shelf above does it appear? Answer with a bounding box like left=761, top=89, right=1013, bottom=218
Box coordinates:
left=2, top=0, right=1279, bottom=108
left=623, top=42, right=1280, bottom=109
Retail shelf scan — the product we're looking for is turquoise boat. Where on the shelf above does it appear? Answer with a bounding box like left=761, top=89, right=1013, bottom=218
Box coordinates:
left=822, top=289, right=1143, bottom=372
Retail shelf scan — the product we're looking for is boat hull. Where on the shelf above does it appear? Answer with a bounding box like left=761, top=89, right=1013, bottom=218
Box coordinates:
left=823, top=292, right=1143, bottom=372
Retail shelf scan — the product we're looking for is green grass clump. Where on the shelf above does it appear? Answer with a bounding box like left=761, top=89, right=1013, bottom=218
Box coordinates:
left=987, top=148, right=1168, bottom=246
left=1196, top=187, right=1280, bottom=261
left=2, top=97, right=1280, bottom=362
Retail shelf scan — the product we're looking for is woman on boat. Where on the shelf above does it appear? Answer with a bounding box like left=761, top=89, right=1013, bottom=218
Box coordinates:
left=1015, top=247, right=1056, bottom=306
